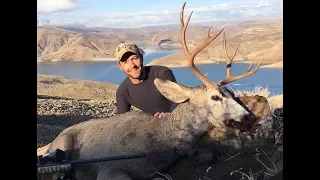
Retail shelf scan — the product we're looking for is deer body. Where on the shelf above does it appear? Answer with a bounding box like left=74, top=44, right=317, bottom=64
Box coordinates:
left=47, top=81, right=251, bottom=180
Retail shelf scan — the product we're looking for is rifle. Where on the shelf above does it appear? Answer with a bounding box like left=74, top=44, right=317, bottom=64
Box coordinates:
left=37, top=149, right=146, bottom=180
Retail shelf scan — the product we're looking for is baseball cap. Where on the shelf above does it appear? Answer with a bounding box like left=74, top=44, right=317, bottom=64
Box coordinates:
left=114, top=41, right=145, bottom=62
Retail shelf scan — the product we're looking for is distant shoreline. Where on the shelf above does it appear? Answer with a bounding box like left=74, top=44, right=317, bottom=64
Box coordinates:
left=91, top=58, right=116, bottom=61
left=260, top=61, right=283, bottom=68
left=147, top=58, right=283, bottom=69
left=37, top=57, right=116, bottom=63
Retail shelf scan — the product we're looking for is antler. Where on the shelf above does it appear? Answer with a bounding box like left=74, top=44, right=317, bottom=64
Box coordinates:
left=180, top=2, right=225, bottom=88
left=218, top=32, right=263, bottom=86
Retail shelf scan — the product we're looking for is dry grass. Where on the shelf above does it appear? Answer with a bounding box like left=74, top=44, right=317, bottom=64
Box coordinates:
left=267, top=94, right=283, bottom=111
left=230, top=168, right=256, bottom=180
left=227, top=147, right=282, bottom=180
left=233, top=86, right=271, bottom=98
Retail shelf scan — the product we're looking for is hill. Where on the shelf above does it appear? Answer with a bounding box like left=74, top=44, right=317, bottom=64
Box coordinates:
left=37, top=74, right=118, bottom=100
left=37, top=28, right=123, bottom=62
left=37, top=16, right=282, bottom=65
left=148, top=17, right=282, bottom=67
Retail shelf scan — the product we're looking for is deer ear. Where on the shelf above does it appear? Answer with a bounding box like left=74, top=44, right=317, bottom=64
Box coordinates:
left=154, top=78, right=191, bottom=103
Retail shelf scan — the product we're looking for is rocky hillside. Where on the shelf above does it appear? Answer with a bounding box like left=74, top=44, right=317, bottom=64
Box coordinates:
left=148, top=17, right=282, bottom=67
left=37, top=74, right=118, bottom=100
left=37, top=17, right=282, bottom=66
left=37, top=28, right=123, bottom=62
left=37, top=24, right=163, bottom=62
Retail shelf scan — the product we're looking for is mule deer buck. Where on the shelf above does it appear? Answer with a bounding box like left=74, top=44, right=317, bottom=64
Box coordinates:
left=41, top=2, right=267, bottom=180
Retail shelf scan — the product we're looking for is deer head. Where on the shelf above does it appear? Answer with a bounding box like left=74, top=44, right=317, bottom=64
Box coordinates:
left=154, top=2, right=263, bottom=125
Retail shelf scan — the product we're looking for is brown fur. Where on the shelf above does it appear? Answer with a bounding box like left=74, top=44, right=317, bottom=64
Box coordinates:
left=238, top=95, right=270, bottom=120
left=217, top=95, right=270, bottom=141
left=206, top=94, right=270, bottom=139
left=37, top=143, right=51, bottom=156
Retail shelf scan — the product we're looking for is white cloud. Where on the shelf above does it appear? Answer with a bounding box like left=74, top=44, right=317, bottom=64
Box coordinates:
left=37, top=0, right=77, bottom=13
left=38, top=0, right=282, bottom=28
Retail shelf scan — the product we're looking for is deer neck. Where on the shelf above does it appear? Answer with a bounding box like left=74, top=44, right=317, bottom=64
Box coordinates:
left=168, top=102, right=213, bottom=138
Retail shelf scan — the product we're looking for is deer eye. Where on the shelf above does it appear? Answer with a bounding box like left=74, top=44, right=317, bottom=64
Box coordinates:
left=211, top=95, right=221, bottom=101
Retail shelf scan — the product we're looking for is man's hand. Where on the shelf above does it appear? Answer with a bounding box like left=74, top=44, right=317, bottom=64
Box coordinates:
left=154, top=112, right=169, bottom=118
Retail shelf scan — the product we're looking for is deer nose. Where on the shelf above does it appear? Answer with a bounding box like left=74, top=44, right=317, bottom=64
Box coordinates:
left=241, top=113, right=257, bottom=124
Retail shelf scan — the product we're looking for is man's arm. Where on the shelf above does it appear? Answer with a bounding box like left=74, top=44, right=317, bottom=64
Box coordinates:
left=161, top=68, right=177, bottom=83
left=115, top=88, right=131, bottom=114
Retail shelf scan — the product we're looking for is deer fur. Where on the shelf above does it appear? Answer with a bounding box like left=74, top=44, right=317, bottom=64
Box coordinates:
left=43, top=79, right=254, bottom=180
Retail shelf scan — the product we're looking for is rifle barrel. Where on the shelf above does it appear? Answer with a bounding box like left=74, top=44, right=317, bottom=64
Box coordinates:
left=71, top=153, right=146, bottom=165
left=38, top=153, right=146, bottom=168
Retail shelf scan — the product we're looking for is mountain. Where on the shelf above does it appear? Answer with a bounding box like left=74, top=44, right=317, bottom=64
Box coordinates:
left=147, top=17, right=283, bottom=67
left=37, top=28, right=123, bottom=62
left=37, top=16, right=282, bottom=64
left=37, top=26, right=160, bottom=62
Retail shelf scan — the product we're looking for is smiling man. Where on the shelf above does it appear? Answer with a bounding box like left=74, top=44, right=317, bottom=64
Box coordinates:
left=114, top=41, right=179, bottom=118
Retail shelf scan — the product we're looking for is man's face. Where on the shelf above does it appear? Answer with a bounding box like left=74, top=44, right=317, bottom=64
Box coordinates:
left=118, top=52, right=142, bottom=79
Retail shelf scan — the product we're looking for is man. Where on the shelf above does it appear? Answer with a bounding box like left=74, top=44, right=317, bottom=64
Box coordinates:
left=114, top=41, right=179, bottom=118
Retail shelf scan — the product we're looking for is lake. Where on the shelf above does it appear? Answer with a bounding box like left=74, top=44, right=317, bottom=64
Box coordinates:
left=37, top=48, right=283, bottom=96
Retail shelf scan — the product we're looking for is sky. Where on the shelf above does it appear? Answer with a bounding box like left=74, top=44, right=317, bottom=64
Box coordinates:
left=37, top=0, right=283, bottom=28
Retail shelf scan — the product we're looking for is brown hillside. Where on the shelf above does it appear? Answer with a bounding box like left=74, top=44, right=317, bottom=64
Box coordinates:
left=37, top=17, right=282, bottom=64
left=37, top=74, right=118, bottom=101
left=148, top=19, right=283, bottom=67
left=37, top=28, right=122, bottom=62
left=37, top=28, right=79, bottom=60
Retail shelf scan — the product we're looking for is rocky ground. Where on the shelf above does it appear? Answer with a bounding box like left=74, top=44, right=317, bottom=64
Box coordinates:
left=37, top=95, right=141, bottom=148
left=37, top=75, right=283, bottom=180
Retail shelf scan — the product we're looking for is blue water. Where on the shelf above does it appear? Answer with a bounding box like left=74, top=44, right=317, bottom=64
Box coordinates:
left=37, top=49, right=283, bottom=96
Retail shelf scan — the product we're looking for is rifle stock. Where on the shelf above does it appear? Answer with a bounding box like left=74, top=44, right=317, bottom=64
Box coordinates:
left=37, top=150, right=146, bottom=175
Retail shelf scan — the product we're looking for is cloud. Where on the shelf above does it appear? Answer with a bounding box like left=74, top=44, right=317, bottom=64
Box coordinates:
left=38, top=0, right=282, bottom=28
left=37, top=0, right=77, bottom=13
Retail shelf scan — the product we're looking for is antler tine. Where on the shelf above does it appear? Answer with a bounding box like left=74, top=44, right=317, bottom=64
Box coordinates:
left=180, top=2, right=193, bottom=56
left=246, top=54, right=260, bottom=72
left=219, top=41, right=263, bottom=86
left=250, top=54, right=263, bottom=72
left=180, top=2, right=225, bottom=88
left=223, top=32, right=241, bottom=78
left=207, top=25, right=212, bottom=38
left=191, top=25, right=226, bottom=61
